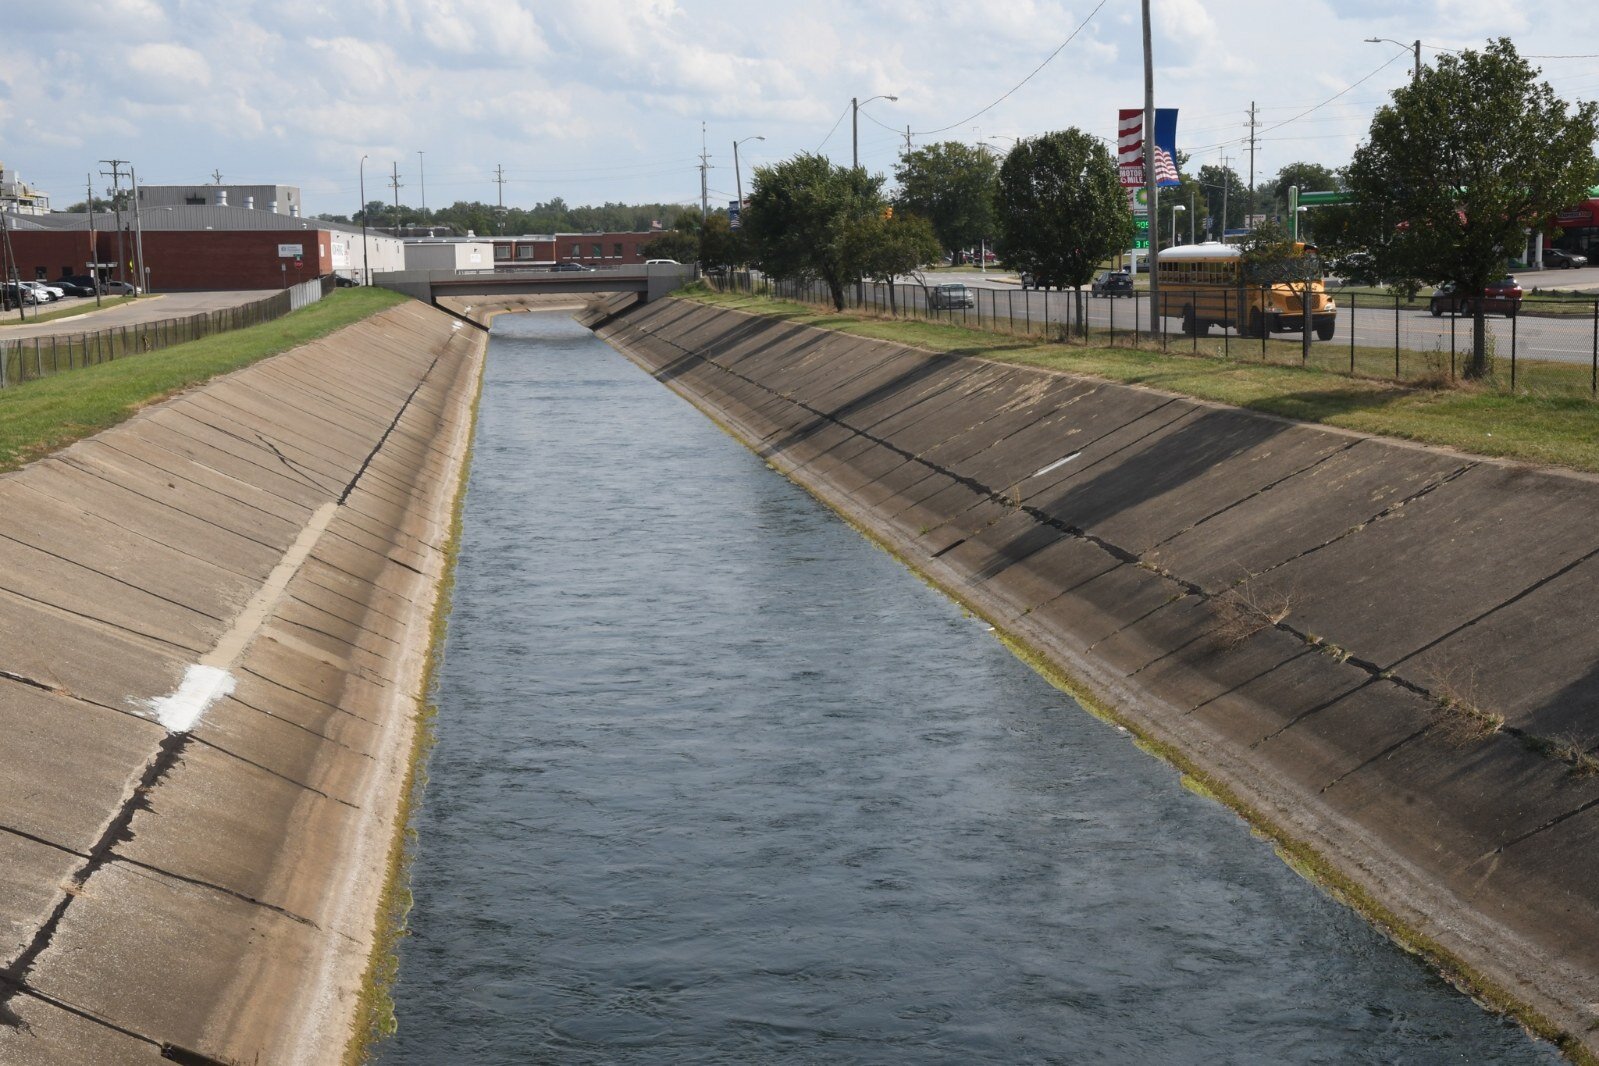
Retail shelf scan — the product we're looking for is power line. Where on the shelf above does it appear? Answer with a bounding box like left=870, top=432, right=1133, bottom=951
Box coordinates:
left=912, top=0, right=1110, bottom=136
left=815, top=103, right=850, bottom=152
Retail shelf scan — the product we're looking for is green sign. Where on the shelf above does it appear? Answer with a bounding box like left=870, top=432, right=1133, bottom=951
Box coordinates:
left=1132, top=237, right=1150, bottom=250
left=1134, top=217, right=1149, bottom=232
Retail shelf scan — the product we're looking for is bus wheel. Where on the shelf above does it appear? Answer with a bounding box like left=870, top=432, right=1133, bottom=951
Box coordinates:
left=1316, top=319, right=1335, bottom=341
left=1181, top=306, right=1196, bottom=335
left=1248, top=310, right=1265, bottom=338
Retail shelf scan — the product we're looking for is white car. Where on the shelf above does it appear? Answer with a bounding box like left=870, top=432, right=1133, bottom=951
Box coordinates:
left=645, top=258, right=680, bottom=266
left=22, top=281, right=62, bottom=302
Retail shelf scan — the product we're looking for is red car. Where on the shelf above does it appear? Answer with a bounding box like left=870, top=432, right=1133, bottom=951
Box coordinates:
left=1429, top=277, right=1523, bottom=318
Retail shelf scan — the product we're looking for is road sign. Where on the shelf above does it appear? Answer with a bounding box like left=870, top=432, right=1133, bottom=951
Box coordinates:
left=728, top=200, right=742, bottom=230
left=1133, top=218, right=1149, bottom=233
left=1132, top=237, right=1150, bottom=250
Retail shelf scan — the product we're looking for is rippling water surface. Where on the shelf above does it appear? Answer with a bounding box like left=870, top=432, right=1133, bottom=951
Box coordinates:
left=379, top=311, right=1555, bottom=1064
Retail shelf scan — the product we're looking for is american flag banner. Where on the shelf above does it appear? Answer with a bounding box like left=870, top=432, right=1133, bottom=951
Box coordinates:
left=1117, top=108, right=1180, bottom=188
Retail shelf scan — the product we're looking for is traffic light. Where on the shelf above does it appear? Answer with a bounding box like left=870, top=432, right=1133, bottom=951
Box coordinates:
left=882, top=205, right=893, bottom=220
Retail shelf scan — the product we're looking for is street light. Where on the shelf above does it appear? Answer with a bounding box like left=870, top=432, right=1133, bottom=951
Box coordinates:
left=732, top=135, right=764, bottom=208
left=359, top=154, right=370, bottom=285
left=1365, top=37, right=1422, bottom=83
left=1171, top=204, right=1185, bottom=248
left=852, top=94, right=899, bottom=169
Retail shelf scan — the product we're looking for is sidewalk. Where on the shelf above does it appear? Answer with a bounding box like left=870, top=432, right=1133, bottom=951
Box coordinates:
left=0, top=290, right=274, bottom=341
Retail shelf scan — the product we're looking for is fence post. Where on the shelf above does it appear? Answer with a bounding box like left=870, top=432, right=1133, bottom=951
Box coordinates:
left=1109, top=289, right=1116, bottom=346
left=1258, top=286, right=1266, bottom=360
left=1510, top=311, right=1518, bottom=391
left=1222, top=289, right=1229, bottom=360
left=1591, top=298, right=1597, bottom=397
left=1393, top=293, right=1400, bottom=380
left=1450, top=309, right=1456, bottom=380
left=1349, top=292, right=1356, bottom=374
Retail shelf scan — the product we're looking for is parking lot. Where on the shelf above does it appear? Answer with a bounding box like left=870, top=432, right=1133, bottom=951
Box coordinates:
left=0, top=289, right=280, bottom=342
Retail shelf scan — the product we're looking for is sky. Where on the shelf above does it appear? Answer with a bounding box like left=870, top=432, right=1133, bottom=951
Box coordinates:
left=3, top=0, right=1598, bottom=219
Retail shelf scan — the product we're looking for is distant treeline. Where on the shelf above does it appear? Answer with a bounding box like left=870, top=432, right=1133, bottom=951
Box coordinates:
left=317, top=198, right=719, bottom=235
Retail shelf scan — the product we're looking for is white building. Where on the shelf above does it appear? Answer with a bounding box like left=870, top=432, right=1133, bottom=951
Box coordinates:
left=1, top=163, right=51, bottom=215
left=138, top=183, right=303, bottom=217
left=403, top=239, right=494, bottom=272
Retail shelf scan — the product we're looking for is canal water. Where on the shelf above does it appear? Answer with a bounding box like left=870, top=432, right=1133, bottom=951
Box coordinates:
left=379, top=311, right=1555, bottom=1064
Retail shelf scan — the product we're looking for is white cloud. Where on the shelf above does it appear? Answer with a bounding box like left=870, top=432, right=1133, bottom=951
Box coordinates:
left=125, top=43, right=212, bottom=94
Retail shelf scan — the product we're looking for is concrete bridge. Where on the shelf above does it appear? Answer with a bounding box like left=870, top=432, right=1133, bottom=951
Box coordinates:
left=373, top=264, right=695, bottom=319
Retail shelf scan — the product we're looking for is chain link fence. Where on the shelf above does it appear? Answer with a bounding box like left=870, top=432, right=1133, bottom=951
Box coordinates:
left=0, top=275, right=335, bottom=389
left=710, top=271, right=1599, bottom=398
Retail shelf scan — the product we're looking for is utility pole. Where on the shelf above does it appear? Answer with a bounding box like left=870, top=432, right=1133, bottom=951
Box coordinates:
left=129, top=165, right=147, bottom=295
left=906, top=125, right=912, bottom=153
left=1, top=208, right=24, bottom=321
left=389, top=162, right=403, bottom=235
left=100, top=159, right=129, bottom=286
left=211, top=169, right=223, bottom=185
left=86, top=174, right=101, bottom=307
left=1141, top=0, right=1159, bottom=337
left=1247, top=102, right=1259, bottom=230
left=417, top=150, right=427, bottom=218
left=493, top=164, right=507, bottom=234
left=359, top=155, right=370, bottom=284
left=699, top=123, right=711, bottom=224
left=1220, top=151, right=1232, bottom=243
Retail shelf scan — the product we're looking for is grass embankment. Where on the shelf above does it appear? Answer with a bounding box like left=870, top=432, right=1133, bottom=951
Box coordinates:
left=683, top=285, right=1599, bottom=474
left=0, top=294, right=138, bottom=327
left=0, top=287, right=408, bottom=472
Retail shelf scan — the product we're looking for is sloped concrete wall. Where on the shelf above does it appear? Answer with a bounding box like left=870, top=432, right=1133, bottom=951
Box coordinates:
left=0, top=302, right=484, bottom=1064
left=597, top=297, right=1599, bottom=1056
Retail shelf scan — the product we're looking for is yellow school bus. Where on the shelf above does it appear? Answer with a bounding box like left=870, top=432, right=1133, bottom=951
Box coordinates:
left=1155, top=241, right=1337, bottom=340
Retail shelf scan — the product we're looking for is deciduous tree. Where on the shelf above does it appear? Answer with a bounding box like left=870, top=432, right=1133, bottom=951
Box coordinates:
left=743, top=153, right=884, bottom=310
left=1341, top=38, right=1599, bottom=376
left=994, top=129, right=1132, bottom=327
left=892, top=142, right=999, bottom=265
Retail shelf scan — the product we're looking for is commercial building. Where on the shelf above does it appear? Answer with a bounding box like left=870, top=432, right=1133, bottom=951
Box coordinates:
left=403, top=239, right=494, bottom=272
left=0, top=163, right=51, bottom=215
left=490, top=232, right=668, bottom=269
left=3, top=204, right=403, bottom=290
left=138, top=183, right=304, bottom=217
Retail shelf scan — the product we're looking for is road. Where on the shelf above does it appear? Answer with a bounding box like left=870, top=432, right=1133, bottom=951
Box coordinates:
left=0, top=290, right=277, bottom=341
left=840, top=271, right=1599, bottom=369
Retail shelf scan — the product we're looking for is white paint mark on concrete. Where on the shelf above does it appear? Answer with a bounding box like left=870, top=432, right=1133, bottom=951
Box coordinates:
left=146, top=665, right=236, bottom=734
left=1030, top=452, right=1081, bottom=479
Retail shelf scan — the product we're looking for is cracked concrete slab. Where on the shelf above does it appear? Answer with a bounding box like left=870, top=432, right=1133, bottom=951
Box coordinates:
left=0, top=299, right=483, bottom=1064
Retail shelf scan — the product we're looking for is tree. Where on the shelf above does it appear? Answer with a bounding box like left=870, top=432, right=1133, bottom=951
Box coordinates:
left=1342, top=37, right=1599, bottom=377
left=1239, top=218, right=1324, bottom=362
left=743, top=153, right=884, bottom=310
left=994, top=128, right=1132, bottom=328
left=892, top=141, right=999, bottom=264
left=643, top=228, right=698, bottom=264
left=841, top=211, right=941, bottom=312
left=1197, top=164, right=1247, bottom=240
left=697, top=213, right=747, bottom=271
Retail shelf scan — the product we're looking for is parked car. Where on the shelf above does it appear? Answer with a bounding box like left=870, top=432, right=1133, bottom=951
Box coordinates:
left=644, top=258, right=680, bottom=266
left=1429, top=277, right=1523, bottom=318
left=1545, top=248, right=1589, bottom=270
left=2, top=282, right=42, bottom=305
left=927, top=282, right=976, bottom=310
left=332, top=274, right=358, bottom=287
left=550, top=261, right=594, bottom=272
left=101, top=280, right=141, bottom=295
left=1091, top=270, right=1135, bottom=297
left=61, top=275, right=106, bottom=293
left=21, top=281, right=61, bottom=302
left=55, top=280, right=97, bottom=297
left=1019, top=271, right=1054, bottom=291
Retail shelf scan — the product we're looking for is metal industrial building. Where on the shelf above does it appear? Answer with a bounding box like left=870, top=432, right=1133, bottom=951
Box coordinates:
left=138, top=183, right=305, bottom=216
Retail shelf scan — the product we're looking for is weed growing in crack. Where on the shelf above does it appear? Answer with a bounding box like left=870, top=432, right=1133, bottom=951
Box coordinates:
left=1214, top=572, right=1294, bottom=648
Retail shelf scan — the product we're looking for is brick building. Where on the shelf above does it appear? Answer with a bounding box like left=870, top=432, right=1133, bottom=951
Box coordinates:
left=2, top=205, right=404, bottom=290
left=490, top=231, right=669, bottom=269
